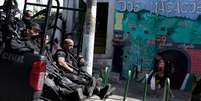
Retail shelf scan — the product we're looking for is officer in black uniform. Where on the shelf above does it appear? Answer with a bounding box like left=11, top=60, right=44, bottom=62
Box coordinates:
left=6, top=22, right=41, bottom=54
left=22, top=22, right=41, bottom=54
left=22, top=10, right=33, bottom=28
left=54, top=38, right=110, bottom=99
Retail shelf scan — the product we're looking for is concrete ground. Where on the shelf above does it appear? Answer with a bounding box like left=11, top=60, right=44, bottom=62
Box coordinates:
left=85, top=72, right=191, bottom=101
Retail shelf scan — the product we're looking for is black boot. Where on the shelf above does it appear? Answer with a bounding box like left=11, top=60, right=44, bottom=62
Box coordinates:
left=98, top=84, right=111, bottom=100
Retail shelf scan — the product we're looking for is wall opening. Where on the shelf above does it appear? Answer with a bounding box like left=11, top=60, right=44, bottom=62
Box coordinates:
left=160, top=49, right=189, bottom=89
left=94, top=3, right=108, bottom=54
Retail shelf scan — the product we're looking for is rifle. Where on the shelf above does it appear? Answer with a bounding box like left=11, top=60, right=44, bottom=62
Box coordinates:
left=66, top=62, right=91, bottom=79
left=48, top=49, right=92, bottom=80
left=46, top=62, right=63, bottom=79
left=67, top=52, right=91, bottom=76
left=46, top=61, right=77, bottom=90
left=46, top=52, right=67, bottom=80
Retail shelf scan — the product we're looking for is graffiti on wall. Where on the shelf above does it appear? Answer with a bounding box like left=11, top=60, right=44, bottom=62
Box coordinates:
left=116, top=0, right=201, bottom=19
left=114, top=0, right=201, bottom=78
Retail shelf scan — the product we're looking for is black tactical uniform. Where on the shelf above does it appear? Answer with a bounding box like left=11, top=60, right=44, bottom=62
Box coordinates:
left=54, top=49, right=96, bottom=97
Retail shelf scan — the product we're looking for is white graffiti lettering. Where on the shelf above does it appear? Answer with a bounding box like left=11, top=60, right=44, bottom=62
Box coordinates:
left=159, top=42, right=173, bottom=48
left=116, top=0, right=201, bottom=14
left=178, top=44, right=195, bottom=49
left=116, top=0, right=141, bottom=12
left=1, top=52, right=24, bottom=63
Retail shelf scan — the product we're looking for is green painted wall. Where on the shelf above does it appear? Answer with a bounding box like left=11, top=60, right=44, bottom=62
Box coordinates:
left=114, top=10, right=201, bottom=78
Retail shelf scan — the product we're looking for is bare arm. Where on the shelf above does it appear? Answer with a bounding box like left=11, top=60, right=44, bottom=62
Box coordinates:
left=58, top=57, right=74, bottom=72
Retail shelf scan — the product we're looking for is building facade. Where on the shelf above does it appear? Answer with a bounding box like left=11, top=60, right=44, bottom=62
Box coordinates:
left=112, top=0, right=201, bottom=90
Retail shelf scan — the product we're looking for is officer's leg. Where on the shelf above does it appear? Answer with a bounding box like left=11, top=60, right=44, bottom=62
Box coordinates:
left=64, top=72, right=89, bottom=85
left=43, top=77, right=62, bottom=101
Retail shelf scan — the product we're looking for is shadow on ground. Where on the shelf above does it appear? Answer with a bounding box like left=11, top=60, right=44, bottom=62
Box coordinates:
left=109, top=72, right=191, bottom=101
left=86, top=70, right=191, bottom=101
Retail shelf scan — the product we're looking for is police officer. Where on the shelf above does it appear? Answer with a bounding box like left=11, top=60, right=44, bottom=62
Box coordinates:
left=22, top=22, right=41, bottom=54
left=6, top=22, right=41, bottom=54
left=54, top=39, right=94, bottom=94
left=22, top=10, right=33, bottom=28
left=54, top=38, right=111, bottom=98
